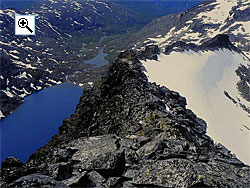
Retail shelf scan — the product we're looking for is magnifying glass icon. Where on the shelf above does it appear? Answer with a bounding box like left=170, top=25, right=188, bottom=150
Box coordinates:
left=18, top=18, right=33, bottom=33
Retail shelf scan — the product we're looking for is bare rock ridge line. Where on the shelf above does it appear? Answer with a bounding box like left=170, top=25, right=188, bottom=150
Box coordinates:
left=1, top=35, right=250, bottom=187
left=164, top=34, right=242, bottom=55
left=137, top=34, right=247, bottom=60
left=138, top=34, right=245, bottom=58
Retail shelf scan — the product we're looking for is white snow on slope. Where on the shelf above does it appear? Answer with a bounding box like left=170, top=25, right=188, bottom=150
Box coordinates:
left=144, top=0, right=250, bottom=57
left=16, top=72, right=27, bottom=79
left=74, top=21, right=84, bottom=26
left=142, top=49, right=250, bottom=164
left=196, top=0, right=237, bottom=24
left=0, top=111, right=5, bottom=119
left=13, top=60, right=37, bottom=70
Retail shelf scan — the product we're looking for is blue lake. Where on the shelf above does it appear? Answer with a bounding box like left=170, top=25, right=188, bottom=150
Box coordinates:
left=0, top=83, right=83, bottom=163
left=85, top=49, right=108, bottom=66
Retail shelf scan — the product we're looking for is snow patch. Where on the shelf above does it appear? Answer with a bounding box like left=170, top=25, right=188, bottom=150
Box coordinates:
left=0, top=111, right=5, bottom=119
left=74, top=21, right=84, bottom=26
left=17, top=72, right=27, bottom=79
left=13, top=60, right=37, bottom=69
left=4, top=88, right=14, bottom=98
left=9, top=50, right=19, bottom=54
left=142, top=49, right=250, bottom=164
left=45, top=68, right=53, bottom=73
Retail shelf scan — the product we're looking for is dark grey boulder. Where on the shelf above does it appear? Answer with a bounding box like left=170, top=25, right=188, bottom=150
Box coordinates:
left=9, top=173, right=67, bottom=188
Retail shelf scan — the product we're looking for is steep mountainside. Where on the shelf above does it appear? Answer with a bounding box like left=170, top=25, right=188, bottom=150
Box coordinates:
left=141, top=34, right=250, bottom=164
left=138, top=0, right=250, bottom=55
left=109, top=0, right=250, bottom=58
left=1, top=39, right=250, bottom=187
left=116, top=0, right=202, bottom=24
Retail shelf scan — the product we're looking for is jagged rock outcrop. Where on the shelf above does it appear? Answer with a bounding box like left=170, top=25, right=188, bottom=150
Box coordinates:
left=137, top=45, right=161, bottom=60
left=164, top=34, right=241, bottom=55
left=236, top=64, right=250, bottom=103
left=1, top=49, right=250, bottom=187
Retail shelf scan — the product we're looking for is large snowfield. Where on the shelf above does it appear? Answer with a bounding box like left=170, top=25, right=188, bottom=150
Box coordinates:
left=142, top=50, right=250, bottom=164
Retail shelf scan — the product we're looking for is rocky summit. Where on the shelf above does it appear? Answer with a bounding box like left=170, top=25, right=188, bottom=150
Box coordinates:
left=1, top=49, right=250, bottom=187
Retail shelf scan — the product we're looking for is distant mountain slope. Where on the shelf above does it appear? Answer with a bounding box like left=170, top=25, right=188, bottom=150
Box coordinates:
left=116, top=0, right=202, bottom=24
left=0, top=0, right=41, bottom=10
left=145, top=0, right=250, bottom=55
left=0, top=0, right=203, bottom=119
left=110, top=0, right=249, bottom=57
left=0, top=0, right=145, bottom=118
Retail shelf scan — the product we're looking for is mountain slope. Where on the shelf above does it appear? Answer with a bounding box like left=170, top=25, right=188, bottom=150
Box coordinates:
left=126, top=0, right=250, bottom=164
left=0, top=0, right=203, bottom=119
left=141, top=35, right=250, bottom=164
left=108, top=0, right=249, bottom=57
left=0, top=0, right=144, bottom=118
left=1, top=48, right=250, bottom=187
left=116, top=0, right=202, bottom=24
left=140, top=0, right=249, bottom=54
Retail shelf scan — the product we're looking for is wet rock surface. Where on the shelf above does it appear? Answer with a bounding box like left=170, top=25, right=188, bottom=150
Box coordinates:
left=1, top=49, right=250, bottom=187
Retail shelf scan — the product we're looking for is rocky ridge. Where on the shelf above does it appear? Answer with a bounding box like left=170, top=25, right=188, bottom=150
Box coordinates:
left=164, top=34, right=241, bottom=54
left=1, top=41, right=250, bottom=187
left=0, top=0, right=200, bottom=119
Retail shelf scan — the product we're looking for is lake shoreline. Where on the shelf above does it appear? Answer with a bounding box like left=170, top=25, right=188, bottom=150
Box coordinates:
left=0, top=82, right=83, bottom=163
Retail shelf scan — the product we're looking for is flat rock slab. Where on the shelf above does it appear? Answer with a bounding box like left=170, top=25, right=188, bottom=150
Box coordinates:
left=10, top=173, right=67, bottom=188
left=66, top=134, right=124, bottom=171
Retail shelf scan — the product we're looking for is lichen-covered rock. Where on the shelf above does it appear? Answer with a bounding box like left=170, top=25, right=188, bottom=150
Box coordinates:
left=62, top=171, right=87, bottom=187
left=9, top=173, right=67, bottom=188
left=69, top=135, right=122, bottom=171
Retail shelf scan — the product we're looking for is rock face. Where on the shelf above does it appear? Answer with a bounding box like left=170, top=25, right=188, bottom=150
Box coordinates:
left=1, top=49, right=250, bottom=187
left=164, top=34, right=241, bottom=54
